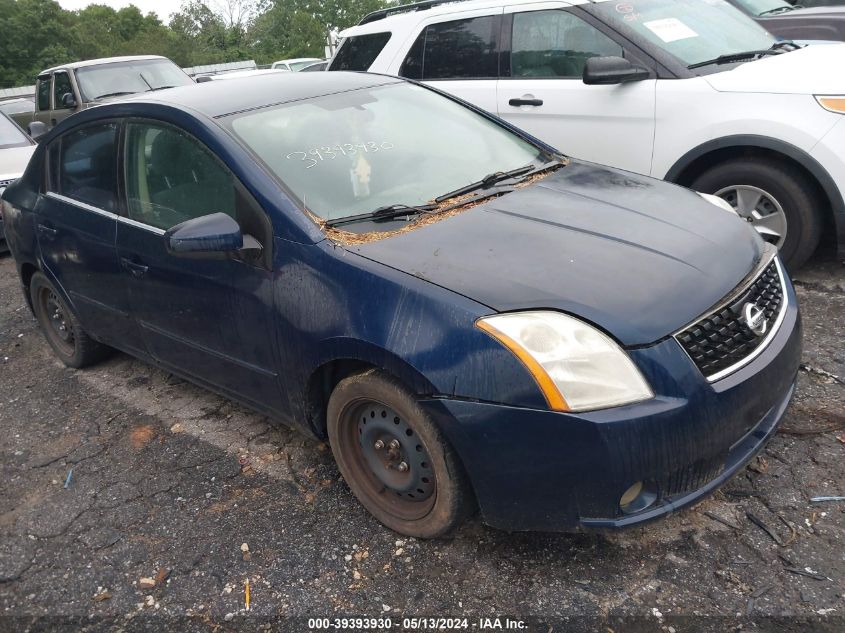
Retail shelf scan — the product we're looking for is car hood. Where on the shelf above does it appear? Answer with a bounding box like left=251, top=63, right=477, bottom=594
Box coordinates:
left=0, top=145, right=36, bottom=182
left=705, top=42, right=845, bottom=94
left=347, top=162, right=762, bottom=346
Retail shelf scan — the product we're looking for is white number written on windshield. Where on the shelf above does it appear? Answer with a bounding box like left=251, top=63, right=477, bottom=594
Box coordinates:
left=286, top=141, right=395, bottom=169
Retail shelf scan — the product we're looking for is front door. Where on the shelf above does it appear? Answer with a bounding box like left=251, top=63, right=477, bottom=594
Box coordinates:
left=116, top=121, right=282, bottom=412
left=496, top=6, right=657, bottom=174
left=37, top=121, right=136, bottom=348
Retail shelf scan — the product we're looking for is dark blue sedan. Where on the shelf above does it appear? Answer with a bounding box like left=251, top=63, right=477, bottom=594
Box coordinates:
left=0, top=73, right=801, bottom=537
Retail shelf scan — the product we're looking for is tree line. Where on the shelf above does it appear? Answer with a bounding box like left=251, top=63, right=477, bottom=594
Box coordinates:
left=0, top=0, right=392, bottom=88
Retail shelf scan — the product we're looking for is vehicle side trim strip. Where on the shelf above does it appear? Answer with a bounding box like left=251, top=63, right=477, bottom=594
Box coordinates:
left=138, top=319, right=278, bottom=378
left=45, top=192, right=167, bottom=235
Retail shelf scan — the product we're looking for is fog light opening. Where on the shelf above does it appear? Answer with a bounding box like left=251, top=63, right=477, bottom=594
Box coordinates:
left=619, top=481, right=658, bottom=515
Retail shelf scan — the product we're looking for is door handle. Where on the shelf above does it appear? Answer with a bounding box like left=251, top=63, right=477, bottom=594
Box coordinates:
left=37, top=224, right=58, bottom=240
left=508, top=98, right=544, bottom=107
left=121, top=257, right=149, bottom=278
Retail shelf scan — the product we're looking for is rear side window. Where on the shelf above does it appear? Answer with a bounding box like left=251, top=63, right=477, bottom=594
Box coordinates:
left=400, top=16, right=499, bottom=80
left=37, top=76, right=51, bottom=111
left=329, top=32, right=392, bottom=71
left=53, top=72, right=73, bottom=109
left=55, top=123, right=118, bottom=212
left=510, top=10, right=622, bottom=78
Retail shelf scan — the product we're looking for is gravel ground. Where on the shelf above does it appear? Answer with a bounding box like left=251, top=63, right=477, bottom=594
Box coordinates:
left=0, top=251, right=843, bottom=633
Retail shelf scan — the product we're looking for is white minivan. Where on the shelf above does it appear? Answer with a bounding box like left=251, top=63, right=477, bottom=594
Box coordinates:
left=333, top=0, right=845, bottom=268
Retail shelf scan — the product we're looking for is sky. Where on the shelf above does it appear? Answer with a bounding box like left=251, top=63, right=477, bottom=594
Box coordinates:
left=57, top=1, right=174, bottom=21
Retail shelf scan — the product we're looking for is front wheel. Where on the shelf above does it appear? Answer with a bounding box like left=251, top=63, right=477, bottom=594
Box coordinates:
left=30, top=272, right=110, bottom=368
left=327, top=370, right=474, bottom=538
left=690, top=158, right=823, bottom=270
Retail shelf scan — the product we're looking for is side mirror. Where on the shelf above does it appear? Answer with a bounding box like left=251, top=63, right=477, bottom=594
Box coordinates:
left=61, top=92, right=77, bottom=108
left=27, top=121, right=49, bottom=141
left=195, top=75, right=213, bottom=83
left=164, top=212, right=261, bottom=257
left=583, top=56, right=649, bottom=85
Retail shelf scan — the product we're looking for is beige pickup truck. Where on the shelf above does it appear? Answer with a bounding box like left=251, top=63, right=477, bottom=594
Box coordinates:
left=11, top=55, right=194, bottom=136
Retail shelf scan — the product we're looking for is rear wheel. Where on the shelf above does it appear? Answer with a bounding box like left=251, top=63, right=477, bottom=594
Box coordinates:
left=690, top=158, right=823, bottom=270
left=30, top=272, right=110, bottom=368
left=327, top=370, right=473, bottom=538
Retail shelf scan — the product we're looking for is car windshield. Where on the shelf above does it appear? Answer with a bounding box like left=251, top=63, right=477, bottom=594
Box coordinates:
left=290, top=60, right=320, bottom=71
left=0, top=114, right=31, bottom=149
left=733, top=0, right=797, bottom=15
left=76, top=59, right=193, bottom=101
left=590, top=0, right=777, bottom=68
left=226, top=82, right=547, bottom=222
left=0, top=99, right=34, bottom=116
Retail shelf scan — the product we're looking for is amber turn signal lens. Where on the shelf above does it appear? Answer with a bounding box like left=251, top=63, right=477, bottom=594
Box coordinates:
left=816, top=96, right=845, bottom=114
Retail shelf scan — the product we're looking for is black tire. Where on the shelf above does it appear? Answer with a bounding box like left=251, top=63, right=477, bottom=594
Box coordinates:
left=30, top=272, right=110, bottom=368
left=327, top=369, right=474, bottom=538
left=690, top=158, right=823, bottom=270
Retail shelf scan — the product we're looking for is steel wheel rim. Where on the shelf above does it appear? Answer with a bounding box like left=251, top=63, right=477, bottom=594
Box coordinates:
left=340, top=399, right=437, bottom=522
left=40, top=288, right=75, bottom=355
left=714, top=184, right=788, bottom=248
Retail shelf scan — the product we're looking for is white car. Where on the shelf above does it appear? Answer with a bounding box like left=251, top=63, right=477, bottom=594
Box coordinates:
left=203, top=69, right=288, bottom=81
left=334, top=0, right=845, bottom=268
left=0, top=112, right=36, bottom=253
left=271, top=57, right=323, bottom=71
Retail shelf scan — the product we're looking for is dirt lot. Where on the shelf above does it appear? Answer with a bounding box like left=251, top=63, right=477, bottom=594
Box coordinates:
left=0, top=251, right=843, bottom=633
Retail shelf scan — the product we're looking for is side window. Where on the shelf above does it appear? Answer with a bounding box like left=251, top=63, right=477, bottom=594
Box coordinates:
left=125, top=123, right=237, bottom=231
left=37, top=76, right=51, bottom=111
left=511, top=10, right=623, bottom=78
left=400, top=16, right=499, bottom=80
left=329, top=32, right=392, bottom=71
left=55, top=123, right=118, bottom=212
left=53, top=72, right=74, bottom=109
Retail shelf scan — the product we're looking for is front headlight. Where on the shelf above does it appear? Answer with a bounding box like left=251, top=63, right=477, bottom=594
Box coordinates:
left=816, top=95, right=845, bottom=114
left=477, top=311, right=653, bottom=413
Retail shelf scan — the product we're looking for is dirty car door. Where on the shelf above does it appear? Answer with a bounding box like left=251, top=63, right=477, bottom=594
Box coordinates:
left=117, top=121, right=282, bottom=412
left=38, top=121, right=135, bottom=347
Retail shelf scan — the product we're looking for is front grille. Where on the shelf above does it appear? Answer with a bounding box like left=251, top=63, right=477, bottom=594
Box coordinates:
left=676, top=257, right=786, bottom=381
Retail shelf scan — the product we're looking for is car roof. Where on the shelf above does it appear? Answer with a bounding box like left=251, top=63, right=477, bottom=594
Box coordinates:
left=345, top=0, right=586, bottom=35
left=120, top=71, right=403, bottom=119
left=39, top=55, right=170, bottom=75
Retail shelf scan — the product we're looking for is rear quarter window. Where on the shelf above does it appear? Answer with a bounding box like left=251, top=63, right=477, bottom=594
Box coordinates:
left=329, top=32, right=392, bottom=71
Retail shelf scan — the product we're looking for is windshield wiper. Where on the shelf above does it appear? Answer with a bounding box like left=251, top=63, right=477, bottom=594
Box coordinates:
left=759, top=6, right=798, bottom=16
left=324, top=203, right=436, bottom=228
left=434, top=164, right=535, bottom=203
left=688, top=48, right=782, bottom=70
left=147, top=85, right=179, bottom=92
left=434, top=157, right=566, bottom=204
left=93, top=91, right=136, bottom=100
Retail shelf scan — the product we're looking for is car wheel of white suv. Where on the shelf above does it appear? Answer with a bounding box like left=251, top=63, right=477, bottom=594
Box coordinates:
left=691, top=159, right=822, bottom=270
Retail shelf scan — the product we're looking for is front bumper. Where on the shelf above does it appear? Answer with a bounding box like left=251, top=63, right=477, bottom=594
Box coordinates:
left=420, top=277, right=802, bottom=532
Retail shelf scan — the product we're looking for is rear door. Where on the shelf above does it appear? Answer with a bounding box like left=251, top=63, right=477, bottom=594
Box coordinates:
left=37, top=121, right=136, bottom=347
left=116, top=120, right=282, bottom=412
left=496, top=3, right=657, bottom=174
left=396, top=10, right=504, bottom=113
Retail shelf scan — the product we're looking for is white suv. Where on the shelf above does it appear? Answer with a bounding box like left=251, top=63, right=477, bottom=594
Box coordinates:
left=332, top=0, right=845, bottom=268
